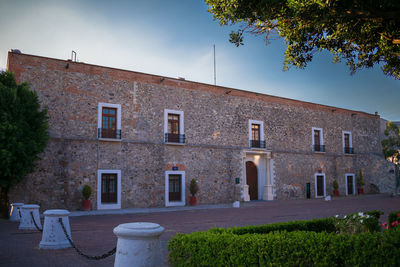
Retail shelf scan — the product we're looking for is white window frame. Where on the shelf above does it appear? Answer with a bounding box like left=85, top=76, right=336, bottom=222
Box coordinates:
left=165, top=170, right=185, bottom=207
left=97, top=169, right=121, bottom=210
left=248, top=120, right=264, bottom=147
left=345, top=173, right=356, bottom=196
left=98, top=102, right=122, bottom=141
left=312, top=127, right=324, bottom=146
left=314, top=173, right=326, bottom=198
left=164, top=109, right=184, bottom=143
left=342, top=131, right=352, bottom=153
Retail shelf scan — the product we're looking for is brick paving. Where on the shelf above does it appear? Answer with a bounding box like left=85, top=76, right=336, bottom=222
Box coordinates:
left=1, top=194, right=399, bottom=267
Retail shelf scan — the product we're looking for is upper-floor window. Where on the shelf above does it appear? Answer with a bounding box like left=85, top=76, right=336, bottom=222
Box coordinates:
left=249, top=120, right=265, bottom=148
left=342, top=131, right=353, bottom=154
left=98, top=103, right=121, bottom=140
left=312, top=127, right=325, bottom=152
left=164, top=109, right=184, bottom=144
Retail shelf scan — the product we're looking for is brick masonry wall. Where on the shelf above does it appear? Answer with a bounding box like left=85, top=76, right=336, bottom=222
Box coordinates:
left=7, top=52, right=397, bottom=210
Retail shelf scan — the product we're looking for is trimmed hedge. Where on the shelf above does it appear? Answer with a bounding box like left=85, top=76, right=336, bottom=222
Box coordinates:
left=209, top=218, right=336, bottom=235
left=169, top=212, right=397, bottom=266
left=169, top=229, right=400, bottom=266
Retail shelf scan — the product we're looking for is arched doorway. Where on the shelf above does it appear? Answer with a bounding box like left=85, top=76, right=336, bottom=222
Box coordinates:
left=246, top=161, right=258, bottom=200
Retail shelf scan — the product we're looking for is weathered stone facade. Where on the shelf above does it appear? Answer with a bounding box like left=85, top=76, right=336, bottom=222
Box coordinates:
left=6, top=52, right=397, bottom=211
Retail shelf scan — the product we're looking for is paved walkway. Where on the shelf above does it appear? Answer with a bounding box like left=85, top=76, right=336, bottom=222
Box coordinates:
left=1, top=194, right=399, bottom=267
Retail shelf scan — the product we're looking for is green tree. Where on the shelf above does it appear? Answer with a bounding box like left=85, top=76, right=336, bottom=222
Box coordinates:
left=0, top=71, right=48, bottom=217
left=382, top=121, right=400, bottom=164
left=205, top=0, right=400, bottom=79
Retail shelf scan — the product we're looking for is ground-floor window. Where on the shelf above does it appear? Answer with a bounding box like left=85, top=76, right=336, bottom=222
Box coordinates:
left=314, top=173, right=326, bottom=198
left=101, top=173, right=117, bottom=203
left=345, top=173, right=355, bottom=195
left=169, top=175, right=182, bottom=201
left=165, top=171, right=185, bottom=207
left=97, top=169, right=121, bottom=210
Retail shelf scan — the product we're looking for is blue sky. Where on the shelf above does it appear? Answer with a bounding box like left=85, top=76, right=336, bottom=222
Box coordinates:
left=0, top=0, right=399, bottom=120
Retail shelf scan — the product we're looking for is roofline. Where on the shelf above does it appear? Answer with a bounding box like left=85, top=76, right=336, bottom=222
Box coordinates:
left=7, top=51, right=378, bottom=119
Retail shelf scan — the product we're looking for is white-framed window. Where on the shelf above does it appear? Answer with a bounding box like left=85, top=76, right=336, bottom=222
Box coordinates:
left=314, top=173, right=326, bottom=198
left=345, top=173, right=355, bottom=195
left=312, top=127, right=324, bottom=152
left=165, top=170, right=185, bottom=206
left=248, top=120, right=265, bottom=148
left=97, top=169, right=121, bottom=210
left=164, top=109, right=184, bottom=144
left=97, top=103, right=122, bottom=140
left=342, top=131, right=353, bottom=154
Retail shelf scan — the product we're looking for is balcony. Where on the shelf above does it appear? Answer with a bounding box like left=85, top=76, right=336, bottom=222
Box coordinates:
left=164, top=133, right=185, bottom=144
left=313, top=145, right=325, bottom=152
left=250, top=140, right=266, bottom=149
left=344, top=147, right=354, bottom=154
left=97, top=128, right=121, bottom=139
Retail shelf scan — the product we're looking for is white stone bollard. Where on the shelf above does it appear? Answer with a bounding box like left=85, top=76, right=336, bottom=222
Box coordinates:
left=39, top=209, right=72, bottom=249
left=233, top=201, right=240, bottom=208
left=19, top=204, right=42, bottom=230
left=9, top=203, right=24, bottom=222
left=113, top=222, right=165, bottom=267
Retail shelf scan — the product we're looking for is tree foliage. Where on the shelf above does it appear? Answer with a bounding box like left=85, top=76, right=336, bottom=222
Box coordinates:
left=0, top=71, right=48, bottom=215
left=382, top=121, right=400, bottom=164
left=205, top=0, right=400, bottom=79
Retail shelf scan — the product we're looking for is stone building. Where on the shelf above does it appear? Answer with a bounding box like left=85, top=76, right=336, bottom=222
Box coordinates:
left=6, top=51, right=397, bottom=211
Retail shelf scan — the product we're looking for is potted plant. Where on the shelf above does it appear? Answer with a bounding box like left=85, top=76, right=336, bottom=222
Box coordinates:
left=82, top=185, right=92, bottom=211
left=333, top=180, right=339, bottom=196
left=357, top=170, right=365, bottom=194
left=189, top=179, right=199, bottom=206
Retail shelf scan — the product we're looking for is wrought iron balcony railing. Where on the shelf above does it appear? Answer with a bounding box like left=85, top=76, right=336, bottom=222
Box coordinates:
left=250, top=140, right=266, bottom=148
left=97, top=128, right=121, bottom=139
left=164, top=133, right=185, bottom=144
left=344, top=147, right=354, bottom=154
left=313, top=145, right=325, bottom=152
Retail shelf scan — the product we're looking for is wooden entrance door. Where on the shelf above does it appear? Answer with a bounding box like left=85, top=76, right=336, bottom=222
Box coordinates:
left=347, top=175, right=354, bottom=195
left=169, top=175, right=181, bottom=201
left=101, top=173, right=117, bottom=203
left=316, top=175, right=325, bottom=197
left=246, top=161, right=258, bottom=200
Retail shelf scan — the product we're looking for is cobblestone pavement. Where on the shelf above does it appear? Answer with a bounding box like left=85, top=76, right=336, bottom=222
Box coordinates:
left=1, top=194, right=399, bottom=267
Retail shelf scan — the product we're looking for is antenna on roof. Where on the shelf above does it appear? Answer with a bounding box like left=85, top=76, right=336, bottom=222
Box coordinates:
left=213, top=44, right=216, bottom=86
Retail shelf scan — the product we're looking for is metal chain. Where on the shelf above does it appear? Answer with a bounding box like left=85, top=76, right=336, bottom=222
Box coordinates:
left=30, top=211, right=43, bottom=232
left=58, top=218, right=116, bottom=260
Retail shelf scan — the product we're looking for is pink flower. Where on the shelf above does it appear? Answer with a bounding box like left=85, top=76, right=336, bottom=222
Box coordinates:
left=397, top=213, right=400, bottom=219
left=382, top=222, right=387, bottom=227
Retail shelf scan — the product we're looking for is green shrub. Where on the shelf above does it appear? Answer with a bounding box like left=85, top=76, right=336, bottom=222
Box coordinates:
left=382, top=210, right=400, bottom=230
left=333, top=211, right=381, bottom=234
left=82, top=185, right=92, bottom=200
left=169, top=213, right=391, bottom=266
left=333, top=180, right=339, bottom=190
left=209, top=218, right=336, bottom=235
left=169, top=229, right=400, bottom=266
left=388, top=210, right=400, bottom=225
left=189, top=178, right=199, bottom=196
left=365, top=210, right=383, bottom=220
left=357, top=170, right=365, bottom=187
